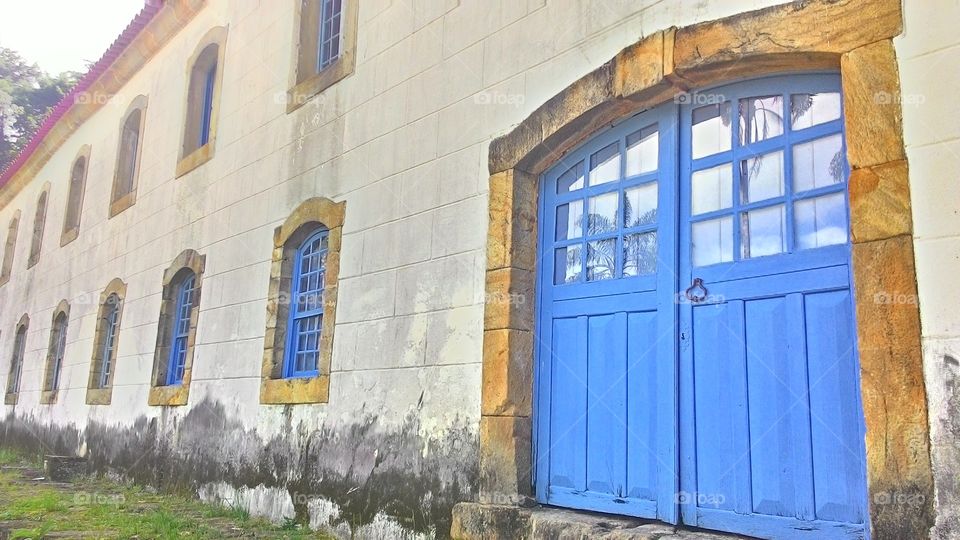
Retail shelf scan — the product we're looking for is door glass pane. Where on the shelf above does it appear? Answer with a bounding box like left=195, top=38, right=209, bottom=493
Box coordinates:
left=555, top=245, right=582, bottom=284
left=795, top=193, right=848, bottom=249
left=742, top=205, right=786, bottom=259
left=586, top=238, right=616, bottom=281
left=691, top=164, right=732, bottom=215
left=692, top=102, right=731, bottom=159
left=739, top=95, right=784, bottom=145
left=793, top=133, right=845, bottom=192
left=740, top=150, right=784, bottom=203
left=587, top=192, right=618, bottom=235
left=623, top=232, right=657, bottom=277
left=625, top=124, right=658, bottom=177
left=791, top=92, right=841, bottom=130
left=624, top=183, right=658, bottom=228
left=692, top=217, right=733, bottom=266
left=589, top=142, right=620, bottom=186
left=557, top=161, right=585, bottom=193
left=556, top=200, right=583, bottom=241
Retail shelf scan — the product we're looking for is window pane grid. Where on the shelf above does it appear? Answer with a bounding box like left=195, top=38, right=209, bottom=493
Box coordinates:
left=50, top=316, right=67, bottom=391
left=99, top=297, right=121, bottom=388
left=286, top=231, right=328, bottom=377
left=551, top=123, right=661, bottom=284
left=8, top=329, right=26, bottom=394
left=167, top=275, right=196, bottom=386
left=318, top=0, right=344, bottom=70
left=689, top=88, right=847, bottom=267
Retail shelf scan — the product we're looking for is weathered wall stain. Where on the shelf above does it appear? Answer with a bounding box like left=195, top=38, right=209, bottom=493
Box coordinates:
left=0, top=399, right=478, bottom=538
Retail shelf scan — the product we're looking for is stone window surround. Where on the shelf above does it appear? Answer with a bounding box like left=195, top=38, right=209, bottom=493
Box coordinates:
left=285, top=0, right=359, bottom=113
left=27, top=182, right=50, bottom=269
left=60, top=145, right=91, bottom=247
left=0, top=210, right=21, bottom=287
left=148, top=249, right=205, bottom=407
left=86, top=278, right=127, bottom=405
left=110, top=96, right=149, bottom=218
left=260, top=197, right=344, bottom=405
left=40, top=299, right=70, bottom=405
left=4, top=314, right=30, bottom=406
left=175, top=26, right=228, bottom=179
left=454, top=1, right=934, bottom=539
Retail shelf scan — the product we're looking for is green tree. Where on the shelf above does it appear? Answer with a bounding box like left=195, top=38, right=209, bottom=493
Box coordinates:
left=0, top=47, right=79, bottom=171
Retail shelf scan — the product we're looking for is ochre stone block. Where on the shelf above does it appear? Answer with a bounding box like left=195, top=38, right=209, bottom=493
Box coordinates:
left=852, top=236, right=935, bottom=537
left=260, top=375, right=330, bottom=405
left=849, top=160, right=912, bottom=243
left=482, top=329, right=534, bottom=417
left=673, top=0, right=901, bottom=76
left=614, top=31, right=665, bottom=98
left=479, top=415, right=532, bottom=502
left=842, top=40, right=906, bottom=169
left=487, top=170, right=538, bottom=272
left=483, top=268, right=535, bottom=332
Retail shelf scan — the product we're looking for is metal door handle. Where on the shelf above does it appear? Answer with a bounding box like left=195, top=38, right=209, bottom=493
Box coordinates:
left=685, top=278, right=708, bottom=303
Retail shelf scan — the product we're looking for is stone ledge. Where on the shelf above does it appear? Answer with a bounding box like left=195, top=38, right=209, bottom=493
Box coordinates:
left=451, top=503, right=755, bottom=540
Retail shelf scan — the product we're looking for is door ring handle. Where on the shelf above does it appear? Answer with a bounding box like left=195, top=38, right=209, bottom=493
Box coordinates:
left=685, top=278, right=708, bottom=303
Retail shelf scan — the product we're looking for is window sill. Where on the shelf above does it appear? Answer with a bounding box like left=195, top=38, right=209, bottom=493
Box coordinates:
left=4, top=392, right=17, bottom=405
left=86, top=387, right=113, bottom=406
left=40, top=390, right=58, bottom=404
left=260, top=374, right=329, bottom=404
left=148, top=384, right=189, bottom=406
left=108, top=191, right=137, bottom=218
left=175, top=142, right=215, bottom=178
left=60, top=227, right=79, bottom=247
left=286, top=54, right=354, bottom=113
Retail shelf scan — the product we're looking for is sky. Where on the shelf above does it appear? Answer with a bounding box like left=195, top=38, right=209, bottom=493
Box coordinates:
left=0, top=0, right=146, bottom=75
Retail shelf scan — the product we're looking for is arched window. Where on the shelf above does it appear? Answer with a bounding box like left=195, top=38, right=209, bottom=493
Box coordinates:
left=5, top=316, right=29, bottom=403
left=98, top=294, right=121, bottom=388
left=285, top=229, right=328, bottom=378
left=167, top=272, right=196, bottom=386
left=0, top=212, right=20, bottom=285
left=260, top=197, right=344, bottom=405
left=177, top=27, right=226, bottom=177
left=27, top=189, right=48, bottom=267
left=111, top=97, right=147, bottom=217
left=289, top=0, right=358, bottom=110
left=61, top=148, right=90, bottom=245
left=149, top=249, right=205, bottom=406
left=87, top=279, right=126, bottom=405
left=41, top=302, right=70, bottom=403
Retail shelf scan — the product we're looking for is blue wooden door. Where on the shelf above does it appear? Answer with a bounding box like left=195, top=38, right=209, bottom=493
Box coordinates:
left=677, top=75, right=867, bottom=539
left=535, top=73, right=868, bottom=540
left=536, top=104, right=680, bottom=523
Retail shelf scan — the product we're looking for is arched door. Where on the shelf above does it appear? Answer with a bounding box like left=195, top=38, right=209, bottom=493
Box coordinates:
left=535, top=74, right=868, bottom=540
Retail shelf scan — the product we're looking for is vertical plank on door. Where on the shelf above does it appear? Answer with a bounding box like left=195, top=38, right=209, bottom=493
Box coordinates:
left=587, top=312, right=628, bottom=496
left=805, top=290, right=865, bottom=525
left=627, top=310, right=659, bottom=501
left=549, top=316, right=589, bottom=491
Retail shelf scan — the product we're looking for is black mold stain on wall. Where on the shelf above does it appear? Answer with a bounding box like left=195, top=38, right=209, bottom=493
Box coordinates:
left=0, top=399, right=479, bottom=538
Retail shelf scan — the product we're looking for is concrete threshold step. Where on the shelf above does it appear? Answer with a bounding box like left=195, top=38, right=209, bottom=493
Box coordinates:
left=451, top=503, right=757, bottom=540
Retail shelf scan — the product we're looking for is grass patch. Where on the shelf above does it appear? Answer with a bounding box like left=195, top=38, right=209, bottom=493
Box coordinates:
left=0, top=452, right=333, bottom=539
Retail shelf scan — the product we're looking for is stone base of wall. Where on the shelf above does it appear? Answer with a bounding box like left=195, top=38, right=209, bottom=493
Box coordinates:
left=450, top=503, right=754, bottom=540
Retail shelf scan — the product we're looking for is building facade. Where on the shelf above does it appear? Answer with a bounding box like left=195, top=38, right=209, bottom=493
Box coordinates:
left=0, top=0, right=956, bottom=538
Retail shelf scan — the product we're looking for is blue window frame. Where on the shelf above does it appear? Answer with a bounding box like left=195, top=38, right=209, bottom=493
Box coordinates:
left=98, top=294, right=121, bottom=388
left=198, top=64, right=216, bottom=147
left=284, top=229, right=328, bottom=378
left=166, top=273, right=196, bottom=386
left=7, top=326, right=26, bottom=394
left=317, top=0, right=344, bottom=70
left=47, top=313, right=68, bottom=391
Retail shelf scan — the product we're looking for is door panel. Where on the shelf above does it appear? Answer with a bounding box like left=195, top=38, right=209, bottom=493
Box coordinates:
left=536, top=74, right=866, bottom=539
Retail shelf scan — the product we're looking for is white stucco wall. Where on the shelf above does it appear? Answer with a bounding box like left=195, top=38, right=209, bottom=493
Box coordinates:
left=2, top=0, right=956, bottom=536
left=895, top=1, right=960, bottom=538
